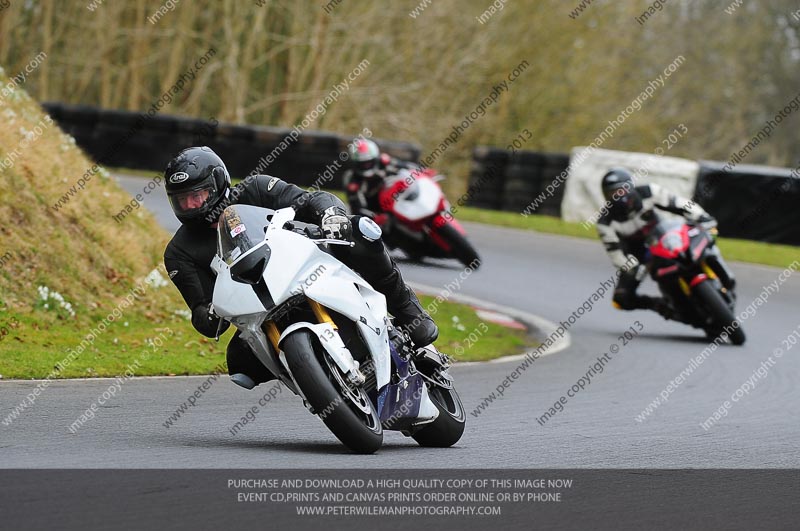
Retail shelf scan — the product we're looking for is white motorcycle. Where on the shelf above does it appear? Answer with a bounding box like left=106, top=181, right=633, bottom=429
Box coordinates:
left=210, top=204, right=465, bottom=453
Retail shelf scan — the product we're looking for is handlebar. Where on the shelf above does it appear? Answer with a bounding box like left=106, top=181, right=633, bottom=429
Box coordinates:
left=283, top=220, right=324, bottom=239
left=693, top=220, right=719, bottom=235
left=282, top=221, right=355, bottom=247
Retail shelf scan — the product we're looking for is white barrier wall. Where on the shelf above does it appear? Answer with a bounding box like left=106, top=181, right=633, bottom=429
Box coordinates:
left=560, top=147, right=700, bottom=225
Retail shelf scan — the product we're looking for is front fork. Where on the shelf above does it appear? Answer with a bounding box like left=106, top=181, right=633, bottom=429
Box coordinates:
left=263, top=298, right=338, bottom=352
left=704, top=248, right=736, bottom=291
left=677, top=258, right=736, bottom=313
left=677, top=261, right=722, bottom=292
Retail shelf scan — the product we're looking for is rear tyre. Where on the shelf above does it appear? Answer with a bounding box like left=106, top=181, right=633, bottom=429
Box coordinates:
left=411, top=385, right=466, bottom=448
left=281, top=330, right=383, bottom=453
left=694, top=280, right=746, bottom=346
left=433, top=223, right=481, bottom=269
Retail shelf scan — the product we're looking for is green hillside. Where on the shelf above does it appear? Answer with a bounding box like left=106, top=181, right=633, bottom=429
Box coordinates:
left=0, top=69, right=227, bottom=379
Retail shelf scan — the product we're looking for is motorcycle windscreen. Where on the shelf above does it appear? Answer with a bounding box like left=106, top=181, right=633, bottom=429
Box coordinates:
left=646, top=219, right=683, bottom=247
left=647, top=219, right=690, bottom=259
left=217, top=205, right=273, bottom=265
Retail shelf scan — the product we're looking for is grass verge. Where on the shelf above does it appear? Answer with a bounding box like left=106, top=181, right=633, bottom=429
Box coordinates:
left=419, top=294, right=529, bottom=363
left=0, top=293, right=531, bottom=379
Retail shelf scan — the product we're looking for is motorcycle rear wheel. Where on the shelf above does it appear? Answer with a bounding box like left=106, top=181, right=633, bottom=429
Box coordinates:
left=282, top=330, right=383, bottom=453
left=411, top=384, right=466, bottom=448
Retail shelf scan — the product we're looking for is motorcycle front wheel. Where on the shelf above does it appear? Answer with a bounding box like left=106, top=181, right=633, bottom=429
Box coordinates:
left=431, top=222, right=481, bottom=269
left=694, top=280, right=746, bottom=346
left=282, top=329, right=383, bottom=454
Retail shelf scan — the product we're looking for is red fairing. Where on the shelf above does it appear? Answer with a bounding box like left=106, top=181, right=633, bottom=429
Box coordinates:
left=378, top=180, right=408, bottom=212
left=379, top=179, right=430, bottom=230
left=692, top=236, right=709, bottom=260
left=380, top=168, right=461, bottom=240
left=418, top=168, right=438, bottom=178
left=437, top=196, right=448, bottom=214
left=656, top=264, right=679, bottom=277
left=690, top=274, right=709, bottom=288
left=651, top=225, right=691, bottom=259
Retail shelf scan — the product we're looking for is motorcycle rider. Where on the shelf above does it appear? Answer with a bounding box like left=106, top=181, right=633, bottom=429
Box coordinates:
left=163, top=146, right=438, bottom=389
left=596, top=168, right=736, bottom=321
left=343, top=138, right=418, bottom=227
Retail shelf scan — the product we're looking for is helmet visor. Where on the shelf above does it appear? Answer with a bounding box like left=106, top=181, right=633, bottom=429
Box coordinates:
left=168, top=177, right=219, bottom=219
left=606, top=186, right=641, bottom=213
left=603, top=182, right=632, bottom=203
left=354, top=158, right=377, bottom=177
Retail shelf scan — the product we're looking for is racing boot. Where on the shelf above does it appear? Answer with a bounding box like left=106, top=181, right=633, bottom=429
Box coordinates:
left=373, top=266, right=439, bottom=347
left=648, top=298, right=678, bottom=321
left=340, top=216, right=438, bottom=347
left=641, top=296, right=695, bottom=325
left=391, top=284, right=439, bottom=348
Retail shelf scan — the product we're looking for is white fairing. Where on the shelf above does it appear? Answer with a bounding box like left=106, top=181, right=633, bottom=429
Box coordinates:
left=212, top=265, right=268, bottom=317
left=392, top=172, right=444, bottom=221
left=416, top=384, right=441, bottom=425
left=211, top=207, right=436, bottom=417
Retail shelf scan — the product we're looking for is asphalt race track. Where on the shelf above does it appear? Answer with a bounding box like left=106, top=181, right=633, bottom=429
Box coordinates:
left=1, top=174, right=798, bottom=468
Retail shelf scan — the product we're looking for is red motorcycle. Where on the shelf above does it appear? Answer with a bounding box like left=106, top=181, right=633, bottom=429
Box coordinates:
left=646, top=215, right=745, bottom=345
left=372, top=168, right=481, bottom=269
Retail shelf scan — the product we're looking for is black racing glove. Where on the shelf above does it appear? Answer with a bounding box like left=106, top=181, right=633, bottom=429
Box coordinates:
left=191, top=302, right=229, bottom=338
left=320, top=206, right=352, bottom=241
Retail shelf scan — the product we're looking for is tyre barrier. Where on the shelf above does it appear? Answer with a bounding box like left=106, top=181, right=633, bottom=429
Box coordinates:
left=467, top=147, right=569, bottom=217
left=40, top=103, right=798, bottom=245
left=40, top=103, right=420, bottom=190
left=469, top=145, right=797, bottom=246
left=693, top=160, right=799, bottom=245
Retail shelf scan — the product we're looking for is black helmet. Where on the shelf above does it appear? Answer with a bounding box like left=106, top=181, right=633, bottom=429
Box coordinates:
left=601, top=167, right=641, bottom=213
left=164, top=146, right=230, bottom=225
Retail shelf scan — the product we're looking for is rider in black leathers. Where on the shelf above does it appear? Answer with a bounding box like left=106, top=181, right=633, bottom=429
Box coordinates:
left=163, top=146, right=438, bottom=389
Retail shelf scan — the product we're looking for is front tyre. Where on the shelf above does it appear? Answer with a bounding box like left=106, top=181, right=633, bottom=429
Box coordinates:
left=411, top=385, right=466, bottom=448
left=694, top=280, right=746, bottom=346
left=432, top=222, right=481, bottom=269
left=281, top=330, right=383, bottom=453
